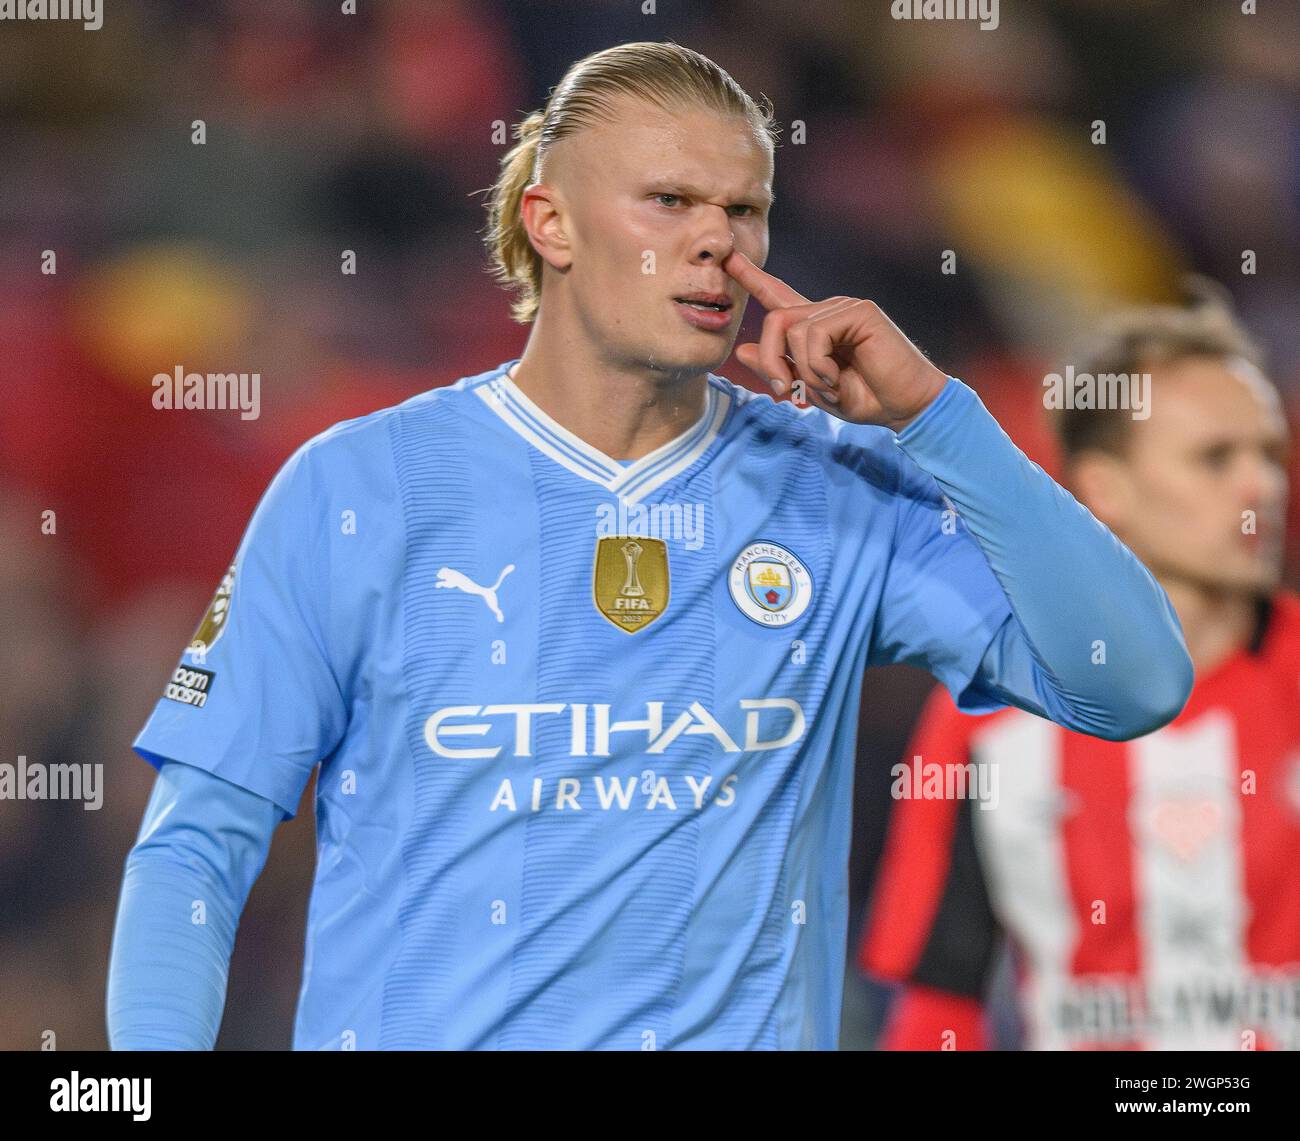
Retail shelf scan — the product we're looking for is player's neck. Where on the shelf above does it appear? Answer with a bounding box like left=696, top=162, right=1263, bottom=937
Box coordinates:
left=1157, top=577, right=1262, bottom=675
left=510, top=324, right=709, bottom=462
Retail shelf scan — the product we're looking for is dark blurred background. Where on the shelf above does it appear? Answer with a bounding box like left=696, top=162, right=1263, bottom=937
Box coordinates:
left=1, top=0, right=1297, bottom=1049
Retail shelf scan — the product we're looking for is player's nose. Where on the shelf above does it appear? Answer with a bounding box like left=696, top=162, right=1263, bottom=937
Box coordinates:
left=1241, top=451, right=1288, bottom=507
left=689, top=205, right=735, bottom=265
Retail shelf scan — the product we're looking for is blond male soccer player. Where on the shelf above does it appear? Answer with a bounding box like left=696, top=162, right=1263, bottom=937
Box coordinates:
left=108, top=42, right=1191, bottom=1050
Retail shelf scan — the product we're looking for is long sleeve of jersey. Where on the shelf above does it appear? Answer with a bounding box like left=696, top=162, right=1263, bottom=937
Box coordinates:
left=106, top=760, right=281, bottom=1049
left=889, top=376, right=1194, bottom=740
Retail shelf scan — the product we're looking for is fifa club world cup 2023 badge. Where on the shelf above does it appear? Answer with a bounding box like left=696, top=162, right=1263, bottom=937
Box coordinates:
left=592, top=536, right=669, bottom=633
left=728, top=542, right=812, bottom=627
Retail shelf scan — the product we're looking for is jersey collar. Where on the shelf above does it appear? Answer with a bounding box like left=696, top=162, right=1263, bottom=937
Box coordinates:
left=475, top=360, right=730, bottom=504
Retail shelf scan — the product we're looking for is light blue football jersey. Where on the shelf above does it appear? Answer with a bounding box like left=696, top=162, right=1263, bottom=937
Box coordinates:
left=133, top=358, right=1014, bottom=1049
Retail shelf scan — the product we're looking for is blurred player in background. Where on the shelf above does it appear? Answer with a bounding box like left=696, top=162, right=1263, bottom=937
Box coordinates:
left=105, top=41, right=1193, bottom=1050
left=859, top=285, right=1300, bottom=1050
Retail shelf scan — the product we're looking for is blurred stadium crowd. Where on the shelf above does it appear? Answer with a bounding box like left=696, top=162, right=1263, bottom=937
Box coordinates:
left=1, top=0, right=1298, bottom=1048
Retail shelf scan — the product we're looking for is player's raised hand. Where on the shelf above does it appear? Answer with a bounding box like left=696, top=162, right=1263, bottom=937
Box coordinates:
left=723, top=249, right=949, bottom=432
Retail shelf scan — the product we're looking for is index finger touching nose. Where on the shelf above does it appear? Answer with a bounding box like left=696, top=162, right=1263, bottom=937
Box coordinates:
left=723, top=250, right=809, bottom=310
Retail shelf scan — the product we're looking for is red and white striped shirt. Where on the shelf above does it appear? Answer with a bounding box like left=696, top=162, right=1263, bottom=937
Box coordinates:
left=860, top=592, right=1300, bottom=1050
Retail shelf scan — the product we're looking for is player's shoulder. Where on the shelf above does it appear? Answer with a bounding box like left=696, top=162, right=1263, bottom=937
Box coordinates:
left=286, top=363, right=506, bottom=470
left=709, top=371, right=901, bottom=483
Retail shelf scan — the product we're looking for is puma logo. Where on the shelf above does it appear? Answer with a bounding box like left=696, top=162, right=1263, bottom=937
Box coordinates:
left=435, top=565, right=515, bottom=623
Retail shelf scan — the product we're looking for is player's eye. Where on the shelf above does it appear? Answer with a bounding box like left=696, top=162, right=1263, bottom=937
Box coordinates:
left=1200, top=445, right=1232, bottom=471
left=653, top=194, right=760, bottom=217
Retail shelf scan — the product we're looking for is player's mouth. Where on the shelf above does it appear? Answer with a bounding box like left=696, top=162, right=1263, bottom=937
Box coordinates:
left=673, top=292, right=734, bottom=332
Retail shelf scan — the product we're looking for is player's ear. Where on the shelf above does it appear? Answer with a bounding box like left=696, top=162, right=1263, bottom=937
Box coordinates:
left=521, top=183, right=573, bottom=272
left=1070, top=450, right=1135, bottom=530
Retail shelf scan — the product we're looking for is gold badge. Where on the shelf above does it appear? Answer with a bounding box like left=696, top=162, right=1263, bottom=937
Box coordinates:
left=188, top=563, right=236, bottom=658
left=592, top=536, right=669, bottom=633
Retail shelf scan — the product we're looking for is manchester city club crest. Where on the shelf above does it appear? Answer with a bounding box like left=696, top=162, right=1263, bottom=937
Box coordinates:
left=592, top=536, right=670, bottom=633
left=728, top=541, right=812, bottom=626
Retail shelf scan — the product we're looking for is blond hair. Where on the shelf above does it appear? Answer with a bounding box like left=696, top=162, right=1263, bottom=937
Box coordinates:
left=482, top=41, right=779, bottom=324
